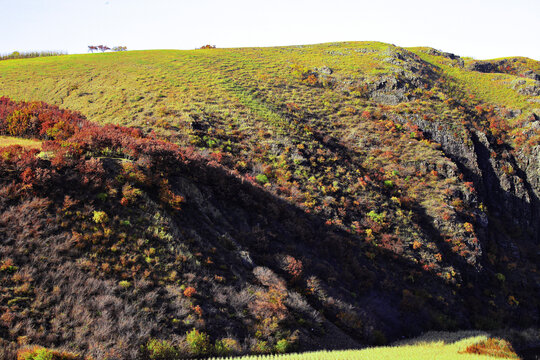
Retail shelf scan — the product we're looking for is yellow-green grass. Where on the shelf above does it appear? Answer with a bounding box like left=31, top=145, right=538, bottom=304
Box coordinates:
left=208, top=334, right=517, bottom=360
left=0, top=42, right=400, bottom=128
left=0, top=42, right=536, bottom=141
left=0, top=135, right=42, bottom=149
left=408, top=47, right=539, bottom=109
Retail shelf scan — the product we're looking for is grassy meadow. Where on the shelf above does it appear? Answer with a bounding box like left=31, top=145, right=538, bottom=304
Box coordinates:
left=0, top=42, right=536, bottom=127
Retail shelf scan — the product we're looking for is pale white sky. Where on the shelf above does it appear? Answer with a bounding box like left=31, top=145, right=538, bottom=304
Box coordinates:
left=1, top=0, right=539, bottom=60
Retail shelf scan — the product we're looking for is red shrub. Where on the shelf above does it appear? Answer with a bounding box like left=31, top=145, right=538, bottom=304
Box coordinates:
left=184, top=286, right=196, bottom=298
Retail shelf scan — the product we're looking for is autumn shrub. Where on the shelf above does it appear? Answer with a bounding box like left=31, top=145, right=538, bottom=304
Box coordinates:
left=0, top=97, right=87, bottom=140
left=251, top=340, right=270, bottom=354
left=290, top=63, right=320, bottom=86
left=16, top=346, right=82, bottom=360
left=121, top=184, right=143, bottom=205
left=459, top=338, right=519, bottom=359
left=249, top=287, right=288, bottom=339
left=183, top=286, right=196, bottom=298
left=281, top=255, right=303, bottom=282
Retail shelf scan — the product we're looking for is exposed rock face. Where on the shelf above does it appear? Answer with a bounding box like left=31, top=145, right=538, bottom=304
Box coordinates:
left=427, top=48, right=460, bottom=60
left=366, top=49, right=440, bottom=105
left=391, top=112, right=540, bottom=248
left=358, top=51, right=540, bottom=248
left=518, top=82, right=540, bottom=96
left=468, top=61, right=498, bottom=73
left=471, top=132, right=538, bottom=240
left=316, top=66, right=333, bottom=75
left=517, top=144, right=540, bottom=201
left=524, top=71, right=540, bottom=81
left=468, top=58, right=540, bottom=81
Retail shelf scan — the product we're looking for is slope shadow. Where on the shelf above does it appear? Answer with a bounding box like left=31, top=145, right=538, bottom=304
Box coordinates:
left=469, top=131, right=540, bottom=244
left=167, top=154, right=536, bottom=348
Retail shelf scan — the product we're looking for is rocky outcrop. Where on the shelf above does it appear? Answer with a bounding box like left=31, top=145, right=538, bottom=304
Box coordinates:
left=364, top=49, right=441, bottom=105
left=468, top=58, right=540, bottom=81
left=391, top=112, right=540, bottom=247
left=427, top=48, right=465, bottom=67
left=366, top=51, right=540, bottom=246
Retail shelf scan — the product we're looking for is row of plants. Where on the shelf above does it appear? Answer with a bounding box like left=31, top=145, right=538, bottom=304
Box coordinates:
left=0, top=50, right=66, bottom=61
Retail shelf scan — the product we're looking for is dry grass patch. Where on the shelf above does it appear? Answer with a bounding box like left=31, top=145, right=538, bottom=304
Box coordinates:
left=0, top=135, right=42, bottom=149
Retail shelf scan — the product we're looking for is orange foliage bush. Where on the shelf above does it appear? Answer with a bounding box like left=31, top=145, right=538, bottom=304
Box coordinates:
left=184, top=286, right=196, bottom=298
left=459, top=338, right=519, bottom=359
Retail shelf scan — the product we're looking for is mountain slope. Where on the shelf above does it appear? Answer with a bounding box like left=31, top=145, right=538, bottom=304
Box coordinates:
left=0, top=41, right=539, bottom=358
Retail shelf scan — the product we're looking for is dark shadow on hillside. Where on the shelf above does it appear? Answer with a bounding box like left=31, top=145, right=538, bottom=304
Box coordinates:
left=307, top=122, right=486, bottom=278
left=165, top=152, right=538, bottom=350
left=469, top=131, right=540, bottom=244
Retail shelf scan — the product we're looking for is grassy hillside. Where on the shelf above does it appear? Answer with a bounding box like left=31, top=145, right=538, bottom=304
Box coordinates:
left=0, top=42, right=539, bottom=359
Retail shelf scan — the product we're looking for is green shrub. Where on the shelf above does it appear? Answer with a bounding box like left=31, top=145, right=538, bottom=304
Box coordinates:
left=274, top=338, right=290, bottom=353
left=17, top=346, right=81, bottom=360
left=119, top=280, right=132, bottom=289
left=185, top=329, right=210, bottom=355
left=92, top=210, right=108, bottom=224
left=143, top=338, right=179, bottom=360
left=256, top=174, right=269, bottom=184
left=367, top=210, right=386, bottom=224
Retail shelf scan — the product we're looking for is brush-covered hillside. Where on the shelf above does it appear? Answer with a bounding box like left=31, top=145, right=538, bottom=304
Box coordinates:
left=0, top=41, right=539, bottom=359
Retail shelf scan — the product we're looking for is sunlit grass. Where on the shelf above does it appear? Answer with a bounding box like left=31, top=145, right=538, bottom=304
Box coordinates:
left=0, top=42, right=398, bottom=128
left=0, top=135, right=42, bottom=149
left=408, top=47, right=538, bottom=109
left=207, top=334, right=519, bottom=360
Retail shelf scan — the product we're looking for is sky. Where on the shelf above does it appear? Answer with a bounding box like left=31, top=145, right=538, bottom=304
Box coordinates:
left=1, top=0, right=539, bottom=60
